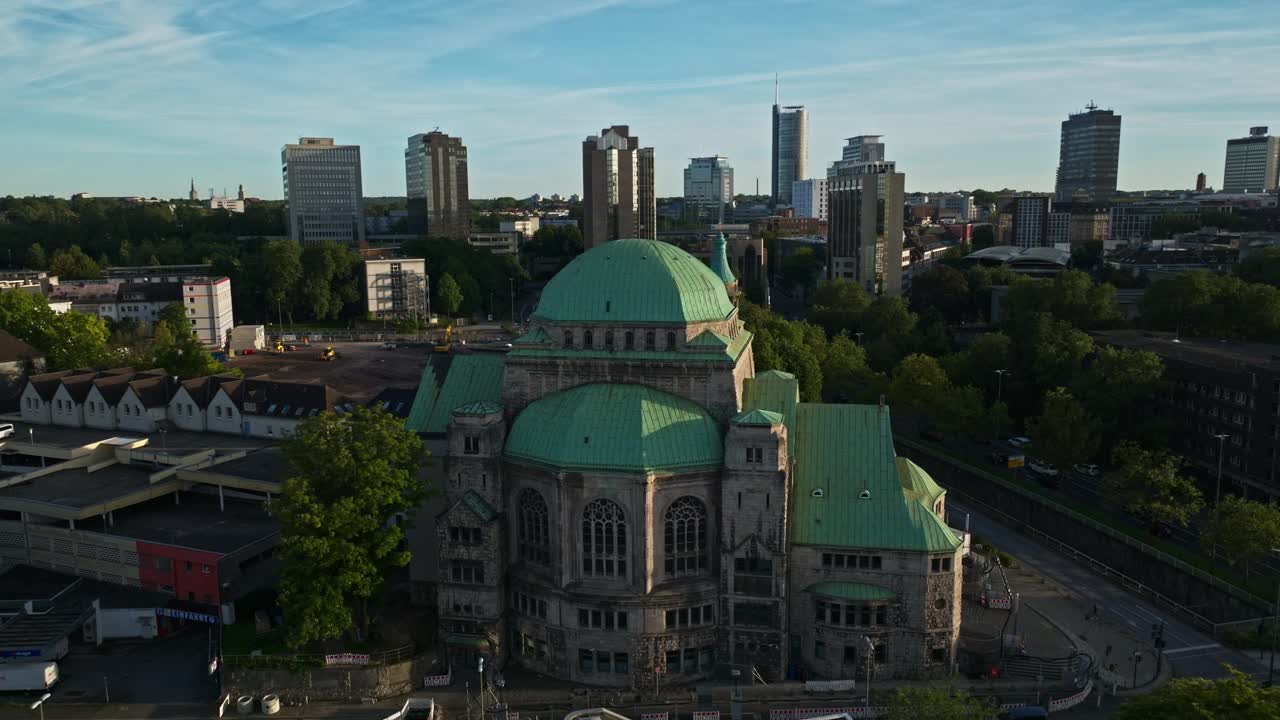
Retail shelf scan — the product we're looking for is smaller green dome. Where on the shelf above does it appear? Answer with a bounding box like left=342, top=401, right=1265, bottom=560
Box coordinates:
left=505, top=383, right=723, bottom=473
left=532, top=239, right=736, bottom=324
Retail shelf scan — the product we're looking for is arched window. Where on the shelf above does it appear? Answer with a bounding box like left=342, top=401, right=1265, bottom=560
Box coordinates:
left=563, top=330, right=574, bottom=348
left=624, top=331, right=634, bottom=350
left=664, top=496, right=708, bottom=576
left=518, top=489, right=550, bottom=565
left=582, top=499, right=627, bottom=577
left=583, top=330, right=594, bottom=348
left=604, top=330, right=614, bottom=349
left=645, top=331, right=656, bottom=350
left=666, top=331, right=677, bottom=350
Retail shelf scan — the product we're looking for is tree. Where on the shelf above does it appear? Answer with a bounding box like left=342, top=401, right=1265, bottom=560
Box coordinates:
left=1149, top=213, right=1200, bottom=239
left=1202, top=496, right=1280, bottom=578
left=888, top=353, right=949, bottom=415
left=809, top=279, right=869, bottom=337
left=1072, top=346, right=1166, bottom=450
left=437, top=272, right=464, bottom=316
left=298, top=242, right=360, bottom=320
left=882, top=687, right=998, bottom=720
left=25, top=242, right=46, bottom=269
left=779, top=247, right=822, bottom=295
left=970, top=224, right=994, bottom=251
left=1107, top=441, right=1204, bottom=529
left=1236, top=247, right=1280, bottom=288
left=49, top=244, right=102, bottom=279
left=1026, top=387, right=1099, bottom=468
left=276, top=407, right=429, bottom=648
left=151, top=316, right=223, bottom=378
left=0, top=291, right=111, bottom=370
left=1114, top=666, right=1280, bottom=720
left=157, top=302, right=189, bottom=332
left=259, top=239, right=303, bottom=322
left=740, top=302, right=824, bottom=401
left=909, top=265, right=971, bottom=322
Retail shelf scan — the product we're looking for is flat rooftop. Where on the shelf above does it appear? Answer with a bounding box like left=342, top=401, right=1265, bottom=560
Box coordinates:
left=0, top=565, right=169, bottom=611
left=1093, top=330, right=1280, bottom=373
left=205, top=447, right=291, bottom=483
left=0, top=420, right=276, bottom=453
left=0, top=463, right=160, bottom=514
left=98, top=493, right=278, bottom=554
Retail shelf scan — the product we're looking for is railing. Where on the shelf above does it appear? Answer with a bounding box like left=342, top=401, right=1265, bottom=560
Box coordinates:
left=223, top=643, right=416, bottom=670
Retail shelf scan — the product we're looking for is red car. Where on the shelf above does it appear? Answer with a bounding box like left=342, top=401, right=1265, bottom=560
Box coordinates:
left=241, top=348, right=255, bottom=355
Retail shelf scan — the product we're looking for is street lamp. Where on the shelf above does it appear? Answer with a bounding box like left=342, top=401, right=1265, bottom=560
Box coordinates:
left=30, top=693, right=51, bottom=720
left=1213, top=433, right=1229, bottom=509
left=855, top=332, right=864, bottom=347
left=993, top=369, right=1008, bottom=439
left=862, top=635, right=875, bottom=705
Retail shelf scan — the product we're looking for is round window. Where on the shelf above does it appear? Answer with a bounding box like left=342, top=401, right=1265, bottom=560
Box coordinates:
left=934, top=597, right=947, bottom=610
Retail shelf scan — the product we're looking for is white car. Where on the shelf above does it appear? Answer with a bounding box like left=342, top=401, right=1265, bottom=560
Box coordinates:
left=1073, top=463, right=1101, bottom=477
left=1007, top=436, right=1031, bottom=449
left=0, top=423, right=12, bottom=439
left=1029, top=459, right=1059, bottom=477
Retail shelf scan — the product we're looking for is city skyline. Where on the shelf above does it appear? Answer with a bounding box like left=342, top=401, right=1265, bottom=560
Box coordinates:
left=2, top=0, right=1280, bottom=200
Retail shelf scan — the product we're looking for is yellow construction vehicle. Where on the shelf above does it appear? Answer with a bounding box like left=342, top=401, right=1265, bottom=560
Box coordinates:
left=432, top=326, right=454, bottom=353
left=320, top=346, right=337, bottom=361
left=275, top=340, right=285, bottom=353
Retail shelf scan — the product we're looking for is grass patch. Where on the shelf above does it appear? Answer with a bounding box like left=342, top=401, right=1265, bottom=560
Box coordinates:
left=222, top=621, right=288, bottom=656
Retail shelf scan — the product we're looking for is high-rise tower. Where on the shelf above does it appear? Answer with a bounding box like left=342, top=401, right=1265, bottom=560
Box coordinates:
left=1055, top=103, right=1121, bottom=203
left=581, top=125, right=656, bottom=249
left=771, top=77, right=808, bottom=207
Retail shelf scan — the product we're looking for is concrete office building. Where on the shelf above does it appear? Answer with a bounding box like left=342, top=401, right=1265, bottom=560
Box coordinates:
left=683, top=157, right=734, bottom=224
left=406, top=131, right=471, bottom=240
left=828, top=136, right=887, bottom=179
left=771, top=89, right=808, bottom=206
left=1222, top=127, right=1280, bottom=194
left=581, top=126, right=656, bottom=249
left=364, top=258, right=427, bottom=320
left=1010, top=195, right=1053, bottom=249
left=282, top=137, right=365, bottom=245
left=935, top=193, right=974, bottom=223
left=828, top=167, right=906, bottom=296
left=792, top=179, right=829, bottom=221
left=1055, top=104, right=1121, bottom=203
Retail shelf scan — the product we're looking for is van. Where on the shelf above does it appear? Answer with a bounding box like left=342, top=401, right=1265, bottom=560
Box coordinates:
left=0, top=423, right=13, bottom=439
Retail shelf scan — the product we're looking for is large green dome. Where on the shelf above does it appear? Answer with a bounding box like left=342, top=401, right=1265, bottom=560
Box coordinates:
left=504, top=383, right=724, bottom=473
left=531, top=239, right=735, bottom=324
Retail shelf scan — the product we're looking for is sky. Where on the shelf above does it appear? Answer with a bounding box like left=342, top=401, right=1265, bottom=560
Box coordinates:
left=1, top=0, right=1278, bottom=201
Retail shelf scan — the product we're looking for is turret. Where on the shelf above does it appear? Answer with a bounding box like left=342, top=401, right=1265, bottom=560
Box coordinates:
left=709, top=232, right=738, bottom=296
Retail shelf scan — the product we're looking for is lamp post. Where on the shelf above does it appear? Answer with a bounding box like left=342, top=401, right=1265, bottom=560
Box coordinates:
left=993, top=369, right=1008, bottom=439
left=862, top=635, right=875, bottom=705
left=1213, top=433, right=1229, bottom=509
left=854, top=332, right=864, bottom=347
left=30, top=693, right=51, bottom=720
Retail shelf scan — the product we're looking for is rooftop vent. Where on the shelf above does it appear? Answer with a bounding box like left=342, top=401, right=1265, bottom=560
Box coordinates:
left=859, top=490, right=871, bottom=499
left=811, top=488, right=824, bottom=498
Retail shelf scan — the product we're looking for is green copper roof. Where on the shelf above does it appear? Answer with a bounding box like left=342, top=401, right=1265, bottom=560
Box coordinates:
left=505, top=383, right=723, bottom=473
left=789, top=403, right=961, bottom=553
left=687, top=329, right=730, bottom=348
left=709, top=233, right=736, bottom=284
left=460, top=490, right=498, bottom=522
left=807, top=582, right=897, bottom=602
left=531, top=239, right=736, bottom=324
left=731, top=409, right=784, bottom=426
left=742, top=370, right=799, bottom=452
left=897, top=457, right=946, bottom=506
left=514, top=326, right=552, bottom=345
left=405, top=354, right=506, bottom=434
left=452, top=400, right=503, bottom=417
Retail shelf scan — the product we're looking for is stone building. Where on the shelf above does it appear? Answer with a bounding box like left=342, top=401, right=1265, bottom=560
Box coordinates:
left=415, top=237, right=963, bottom=686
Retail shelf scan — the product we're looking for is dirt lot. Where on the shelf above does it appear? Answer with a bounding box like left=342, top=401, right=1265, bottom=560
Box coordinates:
left=225, top=341, right=431, bottom=402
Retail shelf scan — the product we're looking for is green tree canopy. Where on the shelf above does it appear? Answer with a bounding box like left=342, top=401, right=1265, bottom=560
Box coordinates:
left=888, top=353, right=949, bottom=414
left=882, top=687, right=999, bottom=720
left=780, top=247, right=823, bottom=294
left=436, top=272, right=464, bottom=316
left=1107, top=441, right=1204, bottom=529
left=1236, top=247, right=1280, bottom=288
left=259, top=239, right=303, bottom=322
left=277, top=407, right=429, bottom=648
left=740, top=301, right=824, bottom=401
left=808, top=279, right=869, bottom=337
left=298, top=242, right=361, bottom=320
left=49, top=244, right=102, bottom=279
left=1114, top=666, right=1280, bottom=720
left=0, top=291, right=111, bottom=370
left=909, top=265, right=972, bottom=322
left=1202, top=496, right=1280, bottom=578
left=1026, top=387, right=1099, bottom=468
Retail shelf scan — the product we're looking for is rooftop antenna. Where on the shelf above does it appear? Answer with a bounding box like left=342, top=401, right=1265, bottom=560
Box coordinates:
left=1085, top=100, right=1098, bottom=111
left=775, top=73, right=780, bottom=106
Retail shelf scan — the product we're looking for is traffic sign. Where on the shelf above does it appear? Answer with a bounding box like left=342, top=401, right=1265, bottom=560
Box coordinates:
left=1007, top=454, right=1025, bottom=469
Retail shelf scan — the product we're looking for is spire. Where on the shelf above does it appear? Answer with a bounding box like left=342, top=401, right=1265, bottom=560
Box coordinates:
left=774, top=72, right=779, bottom=106
left=237, top=184, right=245, bottom=201
left=710, top=232, right=736, bottom=285
left=188, top=178, right=198, bottom=201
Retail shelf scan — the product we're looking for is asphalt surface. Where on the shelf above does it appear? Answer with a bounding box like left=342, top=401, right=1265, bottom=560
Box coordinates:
left=949, top=499, right=1271, bottom=684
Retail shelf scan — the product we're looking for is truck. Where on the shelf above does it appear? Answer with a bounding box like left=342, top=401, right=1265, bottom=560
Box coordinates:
left=0, top=661, right=58, bottom=691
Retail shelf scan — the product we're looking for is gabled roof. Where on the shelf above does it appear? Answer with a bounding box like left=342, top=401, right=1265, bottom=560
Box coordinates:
left=24, top=371, right=84, bottom=401
left=452, top=400, right=502, bottom=417
left=241, top=378, right=338, bottom=418
left=92, top=374, right=134, bottom=405
left=58, top=374, right=97, bottom=403
left=0, top=330, right=43, bottom=365
left=789, top=403, right=960, bottom=553
left=367, top=386, right=418, bottom=419
left=896, top=457, right=946, bottom=507
left=178, top=376, right=226, bottom=408
left=128, top=375, right=177, bottom=407
left=513, top=326, right=552, bottom=345
left=730, top=409, right=783, bottom=427
left=460, top=490, right=497, bottom=522
left=215, top=378, right=244, bottom=408
left=405, top=354, right=505, bottom=435
left=742, top=370, right=799, bottom=451
left=687, top=329, right=730, bottom=349
left=505, top=383, right=723, bottom=473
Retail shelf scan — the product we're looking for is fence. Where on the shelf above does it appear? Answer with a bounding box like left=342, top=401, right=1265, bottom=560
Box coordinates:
left=224, top=643, right=416, bottom=670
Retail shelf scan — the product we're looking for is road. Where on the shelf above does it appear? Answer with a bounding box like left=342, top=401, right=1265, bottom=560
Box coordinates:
left=949, top=499, right=1270, bottom=684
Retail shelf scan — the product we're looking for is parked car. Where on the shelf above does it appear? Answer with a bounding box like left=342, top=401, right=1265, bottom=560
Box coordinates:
left=1029, top=459, right=1059, bottom=477
left=383, top=342, right=397, bottom=350
left=988, top=449, right=1011, bottom=467
left=1007, top=436, right=1031, bottom=449
left=241, top=348, right=255, bottom=355
left=1073, top=463, right=1101, bottom=477
left=0, top=423, right=13, bottom=439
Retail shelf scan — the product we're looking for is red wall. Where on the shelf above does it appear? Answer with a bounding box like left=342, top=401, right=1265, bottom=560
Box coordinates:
left=136, top=541, right=223, bottom=605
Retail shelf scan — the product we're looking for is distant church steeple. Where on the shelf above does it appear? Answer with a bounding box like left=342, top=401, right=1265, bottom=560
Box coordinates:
left=189, top=178, right=198, bottom=201
left=237, top=184, right=245, bottom=201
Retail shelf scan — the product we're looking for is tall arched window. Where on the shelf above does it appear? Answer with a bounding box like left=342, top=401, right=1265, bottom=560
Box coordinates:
left=582, top=499, right=627, bottom=576
left=666, top=331, right=677, bottom=350
left=624, top=331, right=634, bottom=350
left=583, top=330, right=594, bottom=348
left=518, top=489, right=550, bottom=565
left=563, top=330, right=574, bottom=348
left=604, top=330, right=614, bottom=349
left=645, top=331, right=656, bottom=350
left=664, top=496, right=708, bottom=576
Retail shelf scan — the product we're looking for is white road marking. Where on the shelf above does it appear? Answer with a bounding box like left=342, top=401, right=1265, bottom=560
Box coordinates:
left=1163, top=643, right=1223, bottom=656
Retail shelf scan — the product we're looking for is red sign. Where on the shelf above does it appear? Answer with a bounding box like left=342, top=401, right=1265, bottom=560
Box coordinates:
left=654, top=666, right=664, bottom=674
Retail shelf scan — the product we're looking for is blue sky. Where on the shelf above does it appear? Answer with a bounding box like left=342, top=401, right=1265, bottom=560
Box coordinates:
left=2, top=0, right=1278, bottom=200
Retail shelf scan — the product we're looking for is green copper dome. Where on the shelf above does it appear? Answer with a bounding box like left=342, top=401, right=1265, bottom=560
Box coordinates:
left=531, top=239, right=736, bottom=324
left=505, top=383, right=724, bottom=473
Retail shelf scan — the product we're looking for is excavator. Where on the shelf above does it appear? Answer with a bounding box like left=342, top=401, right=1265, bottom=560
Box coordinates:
left=432, top=326, right=454, bottom=354
left=320, top=346, right=338, bottom=361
